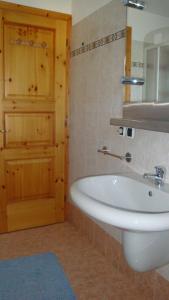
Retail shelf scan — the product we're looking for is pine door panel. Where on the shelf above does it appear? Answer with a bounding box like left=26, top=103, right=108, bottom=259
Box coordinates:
left=6, top=157, right=54, bottom=203
left=0, top=5, right=70, bottom=232
left=5, top=112, right=55, bottom=147
left=4, top=22, right=55, bottom=100
left=7, top=198, right=57, bottom=231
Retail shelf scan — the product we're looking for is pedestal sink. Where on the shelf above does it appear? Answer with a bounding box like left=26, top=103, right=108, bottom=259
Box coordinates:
left=70, top=173, right=169, bottom=271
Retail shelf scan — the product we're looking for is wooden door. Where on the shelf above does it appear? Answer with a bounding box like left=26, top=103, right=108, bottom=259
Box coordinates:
left=0, top=4, right=71, bottom=232
left=124, top=26, right=132, bottom=103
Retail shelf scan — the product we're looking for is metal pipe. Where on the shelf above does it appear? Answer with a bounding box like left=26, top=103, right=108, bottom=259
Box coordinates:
left=121, top=76, right=145, bottom=85
left=97, top=147, right=132, bottom=163
left=122, top=0, right=145, bottom=10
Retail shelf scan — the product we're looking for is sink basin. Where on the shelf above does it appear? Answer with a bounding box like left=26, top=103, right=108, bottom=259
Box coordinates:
left=70, top=173, right=169, bottom=271
left=70, top=173, right=169, bottom=232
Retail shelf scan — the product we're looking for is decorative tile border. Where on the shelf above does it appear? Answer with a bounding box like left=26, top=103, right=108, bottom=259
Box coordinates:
left=132, top=61, right=144, bottom=68
left=71, top=29, right=126, bottom=57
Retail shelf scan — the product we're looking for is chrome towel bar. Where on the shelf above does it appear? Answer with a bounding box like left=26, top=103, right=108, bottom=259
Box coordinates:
left=97, top=146, right=132, bottom=163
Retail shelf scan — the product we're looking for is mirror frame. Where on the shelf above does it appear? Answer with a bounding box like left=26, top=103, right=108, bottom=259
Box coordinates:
left=111, top=1, right=169, bottom=132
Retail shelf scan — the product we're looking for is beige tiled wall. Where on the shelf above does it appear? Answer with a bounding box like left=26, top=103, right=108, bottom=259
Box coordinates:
left=70, top=0, right=127, bottom=183
left=69, top=0, right=169, bottom=289
left=68, top=202, right=169, bottom=299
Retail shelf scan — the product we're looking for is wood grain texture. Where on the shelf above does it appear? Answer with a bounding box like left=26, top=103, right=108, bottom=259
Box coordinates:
left=5, top=112, right=55, bottom=147
left=4, top=22, right=55, bottom=100
left=6, top=157, right=54, bottom=202
left=0, top=10, right=7, bottom=232
left=124, top=26, right=132, bottom=103
left=64, top=17, right=71, bottom=217
left=0, top=3, right=71, bottom=232
left=7, top=198, right=59, bottom=231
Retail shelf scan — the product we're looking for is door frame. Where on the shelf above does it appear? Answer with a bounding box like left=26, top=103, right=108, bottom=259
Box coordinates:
left=0, top=0, right=72, bottom=230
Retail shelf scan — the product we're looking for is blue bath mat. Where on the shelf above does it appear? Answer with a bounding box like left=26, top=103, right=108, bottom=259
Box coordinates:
left=0, top=252, right=76, bottom=300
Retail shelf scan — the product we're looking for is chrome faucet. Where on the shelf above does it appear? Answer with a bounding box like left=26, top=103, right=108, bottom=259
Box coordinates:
left=143, top=166, right=166, bottom=186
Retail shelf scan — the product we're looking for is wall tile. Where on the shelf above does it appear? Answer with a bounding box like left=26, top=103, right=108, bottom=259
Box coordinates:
left=68, top=203, right=158, bottom=298
left=70, top=0, right=169, bottom=291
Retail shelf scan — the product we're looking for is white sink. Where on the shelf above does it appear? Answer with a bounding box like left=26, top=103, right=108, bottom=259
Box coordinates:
left=70, top=173, right=169, bottom=271
left=70, top=173, right=169, bottom=232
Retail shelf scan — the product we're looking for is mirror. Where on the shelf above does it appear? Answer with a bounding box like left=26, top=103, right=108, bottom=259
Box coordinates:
left=123, top=0, right=169, bottom=121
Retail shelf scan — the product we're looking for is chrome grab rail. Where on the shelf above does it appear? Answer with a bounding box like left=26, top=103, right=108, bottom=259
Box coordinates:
left=97, top=146, right=132, bottom=163
left=121, top=76, right=144, bottom=86
left=122, top=0, right=145, bottom=10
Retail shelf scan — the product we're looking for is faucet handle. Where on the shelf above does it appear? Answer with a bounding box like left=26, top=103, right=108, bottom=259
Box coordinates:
left=155, top=166, right=166, bottom=178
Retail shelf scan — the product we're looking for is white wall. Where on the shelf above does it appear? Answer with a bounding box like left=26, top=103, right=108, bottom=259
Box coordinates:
left=3, top=0, right=114, bottom=23
left=72, top=0, right=112, bottom=24
left=3, top=0, right=72, bottom=14
left=128, top=8, right=169, bottom=41
left=70, top=0, right=169, bottom=281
